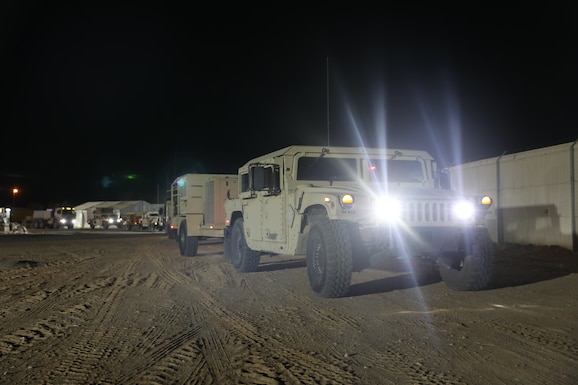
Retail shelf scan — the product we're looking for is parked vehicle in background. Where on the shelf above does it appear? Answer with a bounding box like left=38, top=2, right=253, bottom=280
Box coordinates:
left=32, top=207, right=76, bottom=229
left=88, top=207, right=121, bottom=229
left=224, top=145, right=494, bottom=298
left=142, top=211, right=163, bottom=231
left=167, top=173, right=238, bottom=256
left=123, top=213, right=143, bottom=230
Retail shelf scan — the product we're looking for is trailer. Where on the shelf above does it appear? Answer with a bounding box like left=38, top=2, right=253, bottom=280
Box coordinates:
left=167, top=173, right=238, bottom=256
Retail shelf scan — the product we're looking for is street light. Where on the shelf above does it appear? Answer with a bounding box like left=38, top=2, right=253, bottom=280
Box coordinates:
left=12, top=187, right=19, bottom=207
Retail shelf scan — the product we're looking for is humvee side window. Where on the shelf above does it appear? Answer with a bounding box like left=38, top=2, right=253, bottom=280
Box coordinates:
left=368, top=159, right=424, bottom=183
left=297, top=157, right=357, bottom=181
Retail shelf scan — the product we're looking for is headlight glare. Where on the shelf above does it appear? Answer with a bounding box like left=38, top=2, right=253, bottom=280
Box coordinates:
left=374, top=196, right=402, bottom=222
left=453, top=200, right=475, bottom=220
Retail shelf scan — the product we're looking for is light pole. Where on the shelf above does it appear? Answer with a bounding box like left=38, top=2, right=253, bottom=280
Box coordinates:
left=12, top=187, right=19, bottom=208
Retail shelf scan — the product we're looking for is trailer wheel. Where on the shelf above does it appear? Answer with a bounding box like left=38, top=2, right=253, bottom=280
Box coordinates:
left=178, top=222, right=199, bottom=257
left=231, top=219, right=260, bottom=272
left=167, top=227, right=177, bottom=240
left=306, top=218, right=353, bottom=298
left=439, top=228, right=494, bottom=291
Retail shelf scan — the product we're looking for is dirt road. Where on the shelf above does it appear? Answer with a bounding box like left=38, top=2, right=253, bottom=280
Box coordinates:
left=0, top=231, right=576, bottom=384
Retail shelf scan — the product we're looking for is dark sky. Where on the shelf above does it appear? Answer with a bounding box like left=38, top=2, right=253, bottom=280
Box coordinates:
left=2, top=2, right=576, bottom=208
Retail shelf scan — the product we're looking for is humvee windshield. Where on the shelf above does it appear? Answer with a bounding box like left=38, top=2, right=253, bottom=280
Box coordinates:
left=368, top=159, right=424, bottom=183
left=297, top=157, right=357, bottom=181
left=296, top=157, right=424, bottom=183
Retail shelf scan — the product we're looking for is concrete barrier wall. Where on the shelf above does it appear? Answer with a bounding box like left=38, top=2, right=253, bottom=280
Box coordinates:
left=449, top=141, right=578, bottom=251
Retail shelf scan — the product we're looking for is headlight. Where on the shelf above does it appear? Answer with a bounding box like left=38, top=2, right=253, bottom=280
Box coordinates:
left=60, top=219, right=66, bottom=224
left=340, top=194, right=354, bottom=209
left=373, top=196, right=402, bottom=222
left=481, top=195, right=492, bottom=206
left=453, top=200, right=475, bottom=221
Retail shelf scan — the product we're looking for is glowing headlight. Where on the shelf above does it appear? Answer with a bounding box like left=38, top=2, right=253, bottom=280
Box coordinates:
left=340, top=194, right=354, bottom=209
left=453, top=200, right=475, bottom=221
left=481, top=195, right=492, bottom=206
left=373, top=196, right=402, bottom=222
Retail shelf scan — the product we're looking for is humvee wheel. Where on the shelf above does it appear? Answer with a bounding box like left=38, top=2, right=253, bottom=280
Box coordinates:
left=231, top=219, right=260, bottom=272
left=439, top=228, right=494, bottom=291
left=306, top=218, right=353, bottom=298
left=178, top=222, right=199, bottom=257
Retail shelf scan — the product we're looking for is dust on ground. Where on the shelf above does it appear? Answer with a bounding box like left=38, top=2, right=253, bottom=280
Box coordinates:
left=0, top=230, right=576, bottom=384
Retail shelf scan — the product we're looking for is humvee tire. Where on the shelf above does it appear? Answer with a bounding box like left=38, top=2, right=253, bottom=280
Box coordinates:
left=306, top=218, right=353, bottom=298
left=439, top=228, right=494, bottom=291
left=231, top=219, right=260, bottom=272
left=179, top=222, right=199, bottom=257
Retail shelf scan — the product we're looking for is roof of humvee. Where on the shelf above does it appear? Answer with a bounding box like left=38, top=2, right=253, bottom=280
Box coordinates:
left=239, top=145, right=434, bottom=169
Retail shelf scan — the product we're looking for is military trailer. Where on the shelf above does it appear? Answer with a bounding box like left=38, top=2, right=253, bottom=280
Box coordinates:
left=223, top=145, right=494, bottom=298
left=167, top=173, right=238, bottom=256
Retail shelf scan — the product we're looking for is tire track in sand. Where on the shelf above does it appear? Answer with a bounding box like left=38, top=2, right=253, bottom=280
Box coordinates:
left=37, top=256, right=143, bottom=385
left=102, top=245, right=358, bottom=385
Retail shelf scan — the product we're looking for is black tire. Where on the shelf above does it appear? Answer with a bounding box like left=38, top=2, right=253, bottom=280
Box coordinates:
left=439, top=228, right=495, bottom=291
left=178, top=222, right=199, bottom=257
left=230, top=219, right=260, bottom=272
left=165, top=220, right=174, bottom=239
left=223, top=227, right=232, bottom=261
left=168, top=228, right=177, bottom=240
left=306, top=218, right=353, bottom=298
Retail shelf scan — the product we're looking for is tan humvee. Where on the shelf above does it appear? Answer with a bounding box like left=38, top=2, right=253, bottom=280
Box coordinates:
left=224, top=145, right=493, bottom=298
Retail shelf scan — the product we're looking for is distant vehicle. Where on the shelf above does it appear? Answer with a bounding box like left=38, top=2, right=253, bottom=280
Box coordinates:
left=141, top=211, right=163, bottom=231
left=167, top=173, right=238, bottom=256
left=123, top=213, right=143, bottom=230
left=88, top=207, right=121, bottom=229
left=33, top=207, right=76, bottom=229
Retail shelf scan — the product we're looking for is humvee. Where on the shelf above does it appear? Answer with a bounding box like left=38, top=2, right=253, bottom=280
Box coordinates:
left=224, top=145, right=494, bottom=298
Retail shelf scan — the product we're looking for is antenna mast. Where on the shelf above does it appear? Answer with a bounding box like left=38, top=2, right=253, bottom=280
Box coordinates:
left=326, top=57, right=330, bottom=146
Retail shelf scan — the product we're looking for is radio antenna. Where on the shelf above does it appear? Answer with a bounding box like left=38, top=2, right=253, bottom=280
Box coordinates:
left=326, top=57, right=330, bottom=146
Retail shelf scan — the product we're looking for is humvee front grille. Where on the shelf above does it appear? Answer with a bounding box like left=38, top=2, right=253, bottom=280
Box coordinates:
left=403, top=201, right=454, bottom=224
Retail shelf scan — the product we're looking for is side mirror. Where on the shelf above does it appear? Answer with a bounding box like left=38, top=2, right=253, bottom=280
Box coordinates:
left=250, top=164, right=280, bottom=194
left=439, top=168, right=451, bottom=190
left=251, top=166, right=267, bottom=191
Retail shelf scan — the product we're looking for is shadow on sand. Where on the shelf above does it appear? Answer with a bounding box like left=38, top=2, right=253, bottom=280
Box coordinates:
left=489, top=243, right=578, bottom=289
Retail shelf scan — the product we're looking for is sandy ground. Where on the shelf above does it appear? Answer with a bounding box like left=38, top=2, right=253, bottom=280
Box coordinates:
left=0, top=229, right=577, bottom=385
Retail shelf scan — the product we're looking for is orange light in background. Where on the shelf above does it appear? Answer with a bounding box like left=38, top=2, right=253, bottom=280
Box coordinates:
left=12, top=187, right=19, bottom=207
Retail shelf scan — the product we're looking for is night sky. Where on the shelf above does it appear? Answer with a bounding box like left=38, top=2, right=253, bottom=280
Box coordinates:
left=2, top=2, right=576, bottom=208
